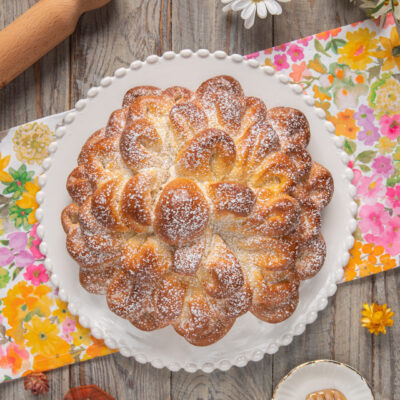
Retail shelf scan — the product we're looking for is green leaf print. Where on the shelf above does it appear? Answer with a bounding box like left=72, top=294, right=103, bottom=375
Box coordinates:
left=344, top=140, right=356, bottom=155
left=359, top=164, right=371, bottom=173
left=356, top=150, right=377, bottom=163
left=0, top=267, right=10, bottom=289
left=331, top=38, right=346, bottom=54
left=314, top=39, right=331, bottom=57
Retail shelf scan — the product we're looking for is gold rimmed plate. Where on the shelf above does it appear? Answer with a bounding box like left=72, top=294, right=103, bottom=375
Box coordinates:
left=273, top=359, right=374, bottom=400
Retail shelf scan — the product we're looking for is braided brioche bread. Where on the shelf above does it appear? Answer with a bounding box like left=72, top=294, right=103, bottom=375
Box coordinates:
left=62, top=75, right=334, bottom=346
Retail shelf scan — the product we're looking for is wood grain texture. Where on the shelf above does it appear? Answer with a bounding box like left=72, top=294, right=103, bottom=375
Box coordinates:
left=0, top=0, right=398, bottom=399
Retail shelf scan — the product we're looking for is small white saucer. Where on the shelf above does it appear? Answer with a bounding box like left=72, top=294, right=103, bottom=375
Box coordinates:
left=273, top=359, right=374, bottom=400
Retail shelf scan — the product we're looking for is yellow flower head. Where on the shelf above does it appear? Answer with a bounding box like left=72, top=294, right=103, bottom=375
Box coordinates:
left=12, top=122, right=53, bottom=166
left=24, top=315, right=69, bottom=356
left=377, top=136, right=396, bottom=155
left=338, top=28, right=378, bottom=70
left=374, top=77, right=400, bottom=118
left=3, top=282, right=53, bottom=343
left=15, top=177, right=40, bottom=224
left=72, top=323, right=92, bottom=347
left=361, top=303, right=394, bottom=335
left=52, top=298, right=72, bottom=323
left=374, top=27, right=400, bottom=71
left=0, top=153, right=12, bottom=183
left=328, top=109, right=359, bottom=139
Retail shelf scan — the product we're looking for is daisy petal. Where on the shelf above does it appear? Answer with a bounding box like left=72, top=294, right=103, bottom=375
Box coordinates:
left=223, top=4, right=233, bottom=12
left=221, top=0, right=233, bottom=3
left=232, top=0, right=251, bottom=11
left=265, top=0, right=282, bottom=15
left=244, top=6, right=256, bottom=29
left=257, top=1, right=268, bottom=18
left=241, top=3, right=256, bottom=20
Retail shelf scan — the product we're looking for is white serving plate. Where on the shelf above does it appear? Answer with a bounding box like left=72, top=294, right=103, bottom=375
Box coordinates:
left=273, top=359, right=374, bottom=399
left=36, top=50, right=357, bottom=373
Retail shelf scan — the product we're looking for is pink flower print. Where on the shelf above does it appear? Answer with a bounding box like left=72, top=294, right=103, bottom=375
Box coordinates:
left=386, top=185, right=400, bottom=215
left=287, top=44, right=304, bottom=62
left=23, top=264, right=49, bottom=286
left=289, top=61, right=312, bottom=83
left=61, top=332, right=73, bottom=343
left=357, top=175, right=385, bottom=203
left=62, top=318, right=76, bottom=334
left=354, top=105, right=375, bottom=129
left=273, top=54, right=289, bottom=71
left=245, top=52, right=259, bottom=59
left=0, top=232, right=34, bottom=267
left=297, top=36, right=313, bottom=46
left=372, top=155, right=394, bottom=177
left=380, top=114, right=400, bottom=140
left=373, top=217, right=400, bottom=256
left=275, top=43, right=288, bottom=52
left=359, top=203, right=390, bottom=236
left=29, top=224, right=44, bottom=260
left=351, top=168, right=362, bottom=186
left=0, top=343, right=29, bottom=374
left=358, top=125, right=379, bottom=146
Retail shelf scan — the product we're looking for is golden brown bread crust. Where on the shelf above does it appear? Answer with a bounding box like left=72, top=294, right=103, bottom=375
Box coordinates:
left=62, top=75, right=334, bottom=346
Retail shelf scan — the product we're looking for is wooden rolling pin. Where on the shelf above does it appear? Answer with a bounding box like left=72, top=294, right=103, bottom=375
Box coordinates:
left=0, top=0, right=111, bottom=89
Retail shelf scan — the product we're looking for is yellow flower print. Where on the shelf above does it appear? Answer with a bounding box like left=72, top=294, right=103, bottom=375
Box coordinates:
left=72, top=323, right=92, bottom=347
left=328, top=109, right=359, bottom=139
left=343, top=240, right=398, bottom=281
left=374, top=27, right=400, bottom=71
left=371, top=77, right=400, bottom=118
left=313, top=86, right=331, bottom=101
left=82, top=337, right=116, bottom=361
left=52, top=298, right=72, bottom=323
left=24, top=315, right=69, bottom=356
left=15, top=177, right=40, bottom=225
left=0, top=153, right=12, bottom=182
left=33, top=352, right=74, bottom=372
left=376, top=136, right=396, bottom=154
left=264, top=58, right=274, bottom=68
left=338, top=28, right=378, bottom=70
left=3, top=282, right=53, bottom=344
left=0, top=218, right=3, bottom=236
left=12, top=122, right=54, bottom=166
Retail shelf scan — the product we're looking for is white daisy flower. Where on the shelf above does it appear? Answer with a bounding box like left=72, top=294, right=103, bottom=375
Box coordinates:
left=222, top=0, right=291, bottom=29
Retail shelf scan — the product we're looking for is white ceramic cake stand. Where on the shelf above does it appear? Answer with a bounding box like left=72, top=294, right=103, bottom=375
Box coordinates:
left=36, top=50, right=357, bottom=373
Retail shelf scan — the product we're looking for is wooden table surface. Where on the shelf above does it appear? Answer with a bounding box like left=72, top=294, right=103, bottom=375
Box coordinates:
left=1, top=1, right=399, bottom=399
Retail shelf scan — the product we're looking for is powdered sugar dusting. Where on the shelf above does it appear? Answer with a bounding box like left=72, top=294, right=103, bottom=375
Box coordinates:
left=62, top=75, right=334, bottom=346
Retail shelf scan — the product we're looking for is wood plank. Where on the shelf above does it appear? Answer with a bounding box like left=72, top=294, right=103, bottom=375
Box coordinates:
left=70, top=0, right=165, bottom=102
left=0, top=0, right=38, bottom=130
left=274, top=0, right=365, bottom=45
left=371, top=270, right=400, bottom=399
left=333, top=278, right=374, bottom=389
left=67, top=354, right=171, bottom=399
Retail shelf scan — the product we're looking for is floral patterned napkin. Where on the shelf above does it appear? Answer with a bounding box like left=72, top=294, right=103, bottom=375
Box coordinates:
left=0, top=15, right=399, bottom=383
left=247, top=14, right=400, bottom=282
left=0, top=114, right=116, bottom=383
